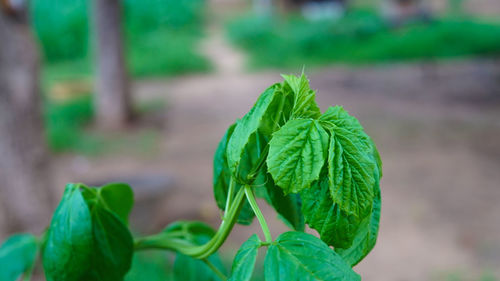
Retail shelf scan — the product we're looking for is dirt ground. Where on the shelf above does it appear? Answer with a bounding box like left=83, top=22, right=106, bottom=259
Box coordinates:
left=51, top=24, right=500, bottom=281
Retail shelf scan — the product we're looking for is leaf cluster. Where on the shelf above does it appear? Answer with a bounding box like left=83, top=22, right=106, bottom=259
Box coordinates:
left=213, top=74, right=383, bottom=279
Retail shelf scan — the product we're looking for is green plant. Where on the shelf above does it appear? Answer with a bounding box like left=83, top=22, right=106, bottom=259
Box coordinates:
left=0, top=74, right=382, bottom=280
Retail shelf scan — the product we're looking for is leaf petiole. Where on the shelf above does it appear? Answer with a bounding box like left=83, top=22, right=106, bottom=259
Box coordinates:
left=202, top=258, right=227, bottom=281
left=244, top=185, right=272, bottom=243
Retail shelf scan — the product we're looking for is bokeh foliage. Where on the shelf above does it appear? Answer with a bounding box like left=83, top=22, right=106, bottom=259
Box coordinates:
left=227, top=9, right=500, bottom=68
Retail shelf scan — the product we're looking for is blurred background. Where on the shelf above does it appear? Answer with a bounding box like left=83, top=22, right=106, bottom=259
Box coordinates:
left=0, top=0, right=499, bottom=280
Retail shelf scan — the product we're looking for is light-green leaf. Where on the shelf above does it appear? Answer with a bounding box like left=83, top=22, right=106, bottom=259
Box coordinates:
left=267, top=119, right=329, bottom=194
left=0, top=234, right=38, bottom=281
left=226, top=84, right=293, bottom=184
left=264, top=232, right=361, bottom=281
left=227, top=86, right=277, bottom=181
left=99, top=182, right=134, bottom=224
left=228, top=234, right=261, bottom=281
left=43, top=184, right=93, bottom=281
left=281, top=74, right=321, bottom=119
left=301, top=177, right=361, bottom=249
left=321, top=106, right=380, bottom=218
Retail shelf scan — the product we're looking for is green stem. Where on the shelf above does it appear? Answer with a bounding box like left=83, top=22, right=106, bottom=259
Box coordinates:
left=224, top=177, right=235, bottom=219
left=191, top=187, right=246, bottom=259
left=244, top=185, right=272, bottom=243
left=134, top=187, right=246, bottom=259
left=203, top=258, right=227, bottom=281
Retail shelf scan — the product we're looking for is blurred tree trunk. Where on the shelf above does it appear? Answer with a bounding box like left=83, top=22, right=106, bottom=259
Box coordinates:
left=93, top=0, right=132, bottom=129
left=0, top=3, right=53, bottom=238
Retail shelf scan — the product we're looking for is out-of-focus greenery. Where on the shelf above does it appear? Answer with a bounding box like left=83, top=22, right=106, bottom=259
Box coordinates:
left=31, top=0, right=210, bottom=77
left=124, top=0, right=210, bottom=77
left=44, top=91, right=162, bottom=154
left=44, top=94, right=95, bottom=152
left=32, top=0, right=208, bottom=152
left=31, top=0, right=89, bottom=62
left=227, top=9, right=500, bottom=68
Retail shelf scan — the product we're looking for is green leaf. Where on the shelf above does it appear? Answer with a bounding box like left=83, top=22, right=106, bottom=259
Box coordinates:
left=267, top=119, right=329, bottom=194
left=44, top=183, right=134, bottom=281
left=228, top=234, right=261, bottom=281
left=226, top=84, right=292, bottom=183
left=213, top=123, right=255, bottom=225
left=320, top=106, right=380, bottom=218
left=43, top=184, right=93, bottom=281
left=301, top=177, right=361, bottom=249
left=335, top=188, right=381, bottom=267
left=226, top=86, right=277, bottom=181
left=89, top=204, right=134, bottom=280
left=281, top=73, right=321, bottom=119
left=98, top=183, right=134, bottom=224
left=0, top=234, right=38, bottom=281
left=265, top=174, right=305, bottom=231
left=264, top=232, right=361, bottom=281
left=169, top=222, right=226, bottom=281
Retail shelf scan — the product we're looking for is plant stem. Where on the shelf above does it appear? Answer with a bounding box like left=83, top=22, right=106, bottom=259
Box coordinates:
left=244, top=185, right=272, bottom=243
left=134, top=187, right=246, bottom=259
left=191, top=187, right=246, bottom=259
left=202, top=258, right=227, bottom=281
left=224, top=177, right=235, bottom=219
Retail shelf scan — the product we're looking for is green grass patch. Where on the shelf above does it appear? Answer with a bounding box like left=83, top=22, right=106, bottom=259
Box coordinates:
left=31, top=0, right=210, bottom=77
left=127, top=28, right=210, bottom=78
left=33, top=0, right=208, bottom=152
left=226, top=10, right=500, bottom=68
left=43, top=92, right=162, bottom=155
left=44, top=94, right=94, bottom=152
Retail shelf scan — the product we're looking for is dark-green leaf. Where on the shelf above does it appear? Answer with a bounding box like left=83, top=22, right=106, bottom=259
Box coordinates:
left=267, top=119, right=329, bottom=194
left=301, top=177, right=361, bottom=249
left=0, top=234, right=38, bottom=281
left=228, top=234, right=261, bottom=281
left=265, top=174, right=305, bottom=231
left=213, top=123, right=255, bottom=225
left=335, top=188, right=381, bottom=267
left=99, top=183, right=134, bottom=224
left=264, top=232, right=361, bottom=281
left=44, top=183, right=134, bottom=281
left=320, top=106, right=380, bottom=219
left=88, top=204, right=134, bottom=280
left=43, top=184, right=93, bottom=281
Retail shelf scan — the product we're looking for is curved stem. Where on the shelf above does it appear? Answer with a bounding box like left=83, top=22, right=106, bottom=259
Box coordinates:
left=203, top=258, right=227, bottom=281
left=134, top=187, right=246, bottom=259
left=190, top=187, right=246, bottom=259
left=244, top=185, right=272, bottom=243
